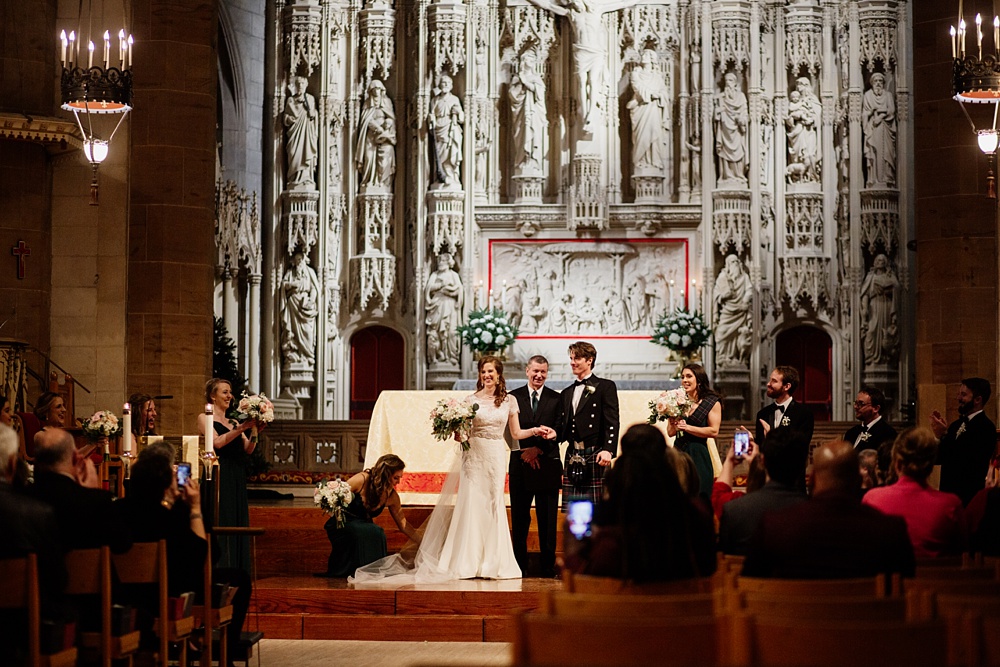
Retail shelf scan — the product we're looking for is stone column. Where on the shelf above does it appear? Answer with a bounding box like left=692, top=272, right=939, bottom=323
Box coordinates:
left=127, top=0, right=218, bottom=433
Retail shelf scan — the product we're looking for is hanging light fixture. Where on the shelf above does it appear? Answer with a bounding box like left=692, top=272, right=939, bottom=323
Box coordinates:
left=59, top=2, right=133, bottom=205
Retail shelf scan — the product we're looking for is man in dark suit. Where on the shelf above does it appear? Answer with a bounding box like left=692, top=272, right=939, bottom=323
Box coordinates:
left=27, top=427, right=132, bottom=553
left=560, top=341, right=619, bottom=508
left=718, top=427, right=808, bottom=555
left=510, top=355, right=564, bottom=577
left=755, top=365, right=815, bottom=445
left=930, top=377, right=997, bottom=506
left=742, top=440, right=915, bottom=578
left=844, top=385, right=898, bottom=476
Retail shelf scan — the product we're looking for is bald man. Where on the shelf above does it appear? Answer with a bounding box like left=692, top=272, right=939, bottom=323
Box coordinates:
left=26, top=428, right=131, bottom=553
left=741, top=440, right=914, bottom=578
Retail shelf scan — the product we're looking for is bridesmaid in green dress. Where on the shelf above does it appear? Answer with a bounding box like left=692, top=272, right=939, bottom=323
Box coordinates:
left=198, top=378, right=255, bottom=573
left=666, top=364, right=722, bottom=503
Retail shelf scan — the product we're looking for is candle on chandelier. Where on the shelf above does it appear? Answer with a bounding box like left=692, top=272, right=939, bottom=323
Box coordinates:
left=68, top=31, right=75, bottom=66
left=977, top=13, right=983, bottom=59
left=60, top=30, right=67, bottom=65
left=994, top=17, right=998, bottom=56
left=87, top=40, right=94, bottom=69
left=122, top=403, right=132, bottom=454
left=127, top=34, right=133, bottom=68
left=103, top=31, right=110, bottom=69
left=961, top=19, right=968, bottom=57
left=118, top=29, right=126, bottom=65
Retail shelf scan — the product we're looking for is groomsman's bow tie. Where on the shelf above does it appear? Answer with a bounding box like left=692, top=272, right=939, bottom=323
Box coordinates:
left=775, top=404, right=786, bottom=413
left=573, top=379, right=588, bottom=386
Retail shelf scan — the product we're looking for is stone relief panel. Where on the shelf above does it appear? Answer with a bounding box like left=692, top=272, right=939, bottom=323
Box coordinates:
left=488, top=239, right=688, bottom=337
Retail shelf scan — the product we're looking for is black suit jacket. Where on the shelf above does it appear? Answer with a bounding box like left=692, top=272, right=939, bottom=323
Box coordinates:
left=1, top=483, right=66, bottom=611
left=510, top=385, right=563, bottom=460
left=938, top=412, right=997, bottom=506
left=559, top=374, right=620, bottom=456
left=26, top=470, right=132, bottom=554
left=755, top=399, right=815, bottom=445
left=741, top=490, right=915, bottom=579
left=844, top=418, right=897, bottom=451
left=718, top=481, right=807, bottom=555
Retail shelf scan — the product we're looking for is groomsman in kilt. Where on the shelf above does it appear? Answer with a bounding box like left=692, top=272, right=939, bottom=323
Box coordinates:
left=560, top=341, right=619, bottom=508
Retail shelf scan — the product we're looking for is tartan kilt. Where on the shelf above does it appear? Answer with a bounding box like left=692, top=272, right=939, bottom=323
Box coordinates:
left=561, top=448, right=607, bottom=510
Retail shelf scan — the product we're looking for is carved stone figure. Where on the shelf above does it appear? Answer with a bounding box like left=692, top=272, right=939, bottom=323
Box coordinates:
left=429, top=74, right=465, bottom=188
left=521, top=294, right=546, bottom=333
left=862, top=73, right=897, bottom=188
left=785, top=78, right=822, bottom=183
left=508, top=46, right=547, bottom=173
left=283, top=76, right=318, bottom=189
left=280, top=251, right=320, bottom=365
left=860, top=253, right=899, bottom=365
left=715, top=71, right=749, bottom=185
left=425, top=252, right=464, bottom=365
left=356, top=79, right=397, bottom=190
left=627, top=48, right=668, bottom=173
left=713, top=254, right=754, bottom=366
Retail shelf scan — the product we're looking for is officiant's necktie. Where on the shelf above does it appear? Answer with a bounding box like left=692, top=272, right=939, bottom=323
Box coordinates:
left=531, top=390, right=539, bottom=415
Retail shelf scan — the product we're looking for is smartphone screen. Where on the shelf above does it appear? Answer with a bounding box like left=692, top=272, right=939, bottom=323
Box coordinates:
left=176, top=462, right=192, bottom=487
left=734, top=431, right=750, bottom=458
left=566, top=500, right=594, bottom=540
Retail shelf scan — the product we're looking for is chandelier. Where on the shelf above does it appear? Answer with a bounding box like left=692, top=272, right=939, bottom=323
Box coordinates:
left=59, top=2, right=133, bottom=205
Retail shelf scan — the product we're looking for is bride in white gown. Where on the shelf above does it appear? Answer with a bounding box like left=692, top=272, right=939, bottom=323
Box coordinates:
left=351, top=355, right=556, bottom=583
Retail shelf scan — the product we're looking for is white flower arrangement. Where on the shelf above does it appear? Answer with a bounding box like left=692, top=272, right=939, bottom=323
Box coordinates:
left=647, top=388, right=693, bottom=424
left=236, top=391, right=275, bottom=442
left=82, top=410, right=122, bottom=441
left=314, top=479, right=354, bottom=528
left=457, top=308, right=519, bottom=353
left=430, top=398, right=479, bottom=451
left=650, top=309, right=712, bottom=354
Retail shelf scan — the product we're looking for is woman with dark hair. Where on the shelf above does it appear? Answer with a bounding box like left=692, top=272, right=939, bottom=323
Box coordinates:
left=126, top=392, right=158, bottom=451
left=665, top=363, right=722, bottom=501
left=322, top=454, right=420, bottom=577
left=353, top=355, right=554, bottom=582
left=862, top=427, right=967, bottom=558
left=196, top=378, right=255, bottom=572
left=0, top=395, right=13, bottom=426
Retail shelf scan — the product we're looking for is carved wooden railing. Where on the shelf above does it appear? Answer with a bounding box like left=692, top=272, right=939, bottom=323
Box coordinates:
left=250, top=420, right=370, bottom=483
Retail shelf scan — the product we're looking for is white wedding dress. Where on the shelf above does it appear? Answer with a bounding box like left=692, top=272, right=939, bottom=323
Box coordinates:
left=350, top=394, right=522, bottom=583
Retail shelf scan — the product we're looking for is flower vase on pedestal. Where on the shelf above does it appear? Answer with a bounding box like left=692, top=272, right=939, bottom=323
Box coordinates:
left=669, top=349, right=701, bottom=378
left=473, top=349, right=506, bottom=362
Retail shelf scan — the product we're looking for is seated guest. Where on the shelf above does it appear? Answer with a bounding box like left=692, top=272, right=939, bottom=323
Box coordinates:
left=970, top=460, right=999, bottom=556
left=718, top=427, right=808, bottom=556
left=0, top=423, right=66, bottom=666
left=26, top=428, right=131, bottom=553
left=0, top=395, right=13, bottom=426
left=322, top=454, right=420, bottom=577
left=565, top=451, right=716, bottom=582
left=859, top=448, right=881, bottom=492
left=620, top=423, right=668, bottom=459
left=711, top=429, right=761, bottom=520
left=126, top=392, right=159, bottom=451
left=29, top=391, right=68, bottom=456
left=863, top=427, right=967, bottom=558
left=123, top=447, right=253, bottom=659
left=665, top=446, right=700, bottom=502
left=742, top=440, right=915, bottom=579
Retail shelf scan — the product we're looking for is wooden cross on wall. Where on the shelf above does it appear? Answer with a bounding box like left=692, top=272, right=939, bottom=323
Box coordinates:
left=11, top=240, right=30, bottom=279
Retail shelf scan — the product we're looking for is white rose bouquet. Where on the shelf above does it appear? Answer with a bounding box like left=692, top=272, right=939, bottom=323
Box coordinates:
left=314, top=479, right=354, bottom=528
left=82, top=410, right=122, bottom=441
left=650, top=309, right=712, bottom=354
left=430, top=398, right=479, bottom=451
left=647, top=388, right=693, bottom=424
left=457, top=308, right=519, bottom=353
left=236, top=391, right=275, bottom=443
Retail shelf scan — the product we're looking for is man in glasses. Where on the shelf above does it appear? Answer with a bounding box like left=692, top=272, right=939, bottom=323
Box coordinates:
left=844, top=386, right=897, bottom=482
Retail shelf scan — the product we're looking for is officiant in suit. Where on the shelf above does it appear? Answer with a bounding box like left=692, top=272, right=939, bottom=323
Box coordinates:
left=755, top=366, right=815, bottom=445
left=844, top=386, right=897, bottom=475
left=510, top=355, right=564, bottom=577
left=930, top=377, right=997, bottom=506
left=560, top=341, right=620, bottom=509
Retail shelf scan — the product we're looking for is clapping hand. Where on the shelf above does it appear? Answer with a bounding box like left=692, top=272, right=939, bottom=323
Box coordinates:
left=929, top=410, right=948, bottom=439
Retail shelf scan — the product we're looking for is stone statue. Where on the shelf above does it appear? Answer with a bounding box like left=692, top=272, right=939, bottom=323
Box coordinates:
left=524, top=0, right=629, bottom=130
left=713, top=254, right=754, bottom=366
left=425, top=252, right=464, bottom=365
left=280, top=251, right=320, bottom=365
left=862, top=73, right=897, bottom=188
left=785, top=77, right=822, bottom=183
left=283, top=76, right=318, bottom=189
left=356, top=79, right=397, bottom=190
left=714, top=71, right=749, bottom=185
left=627, top=48, right=668, bottom=173
left=508, top=46, right=547, bottom=173
left=429, top=74, right=464, bottom=188
left=860, top=253, right=900, bottom=365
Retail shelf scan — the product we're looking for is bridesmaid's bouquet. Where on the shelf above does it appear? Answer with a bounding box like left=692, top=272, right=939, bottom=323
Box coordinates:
left=647, top=388, right=692, bottom=424
left=82, top=410, right=122, bottom=441
left=430, top=398, right=479, bottom=451
left=314, top=479, right=353, bottom=529
left=237, top=391, right=275, bottom=444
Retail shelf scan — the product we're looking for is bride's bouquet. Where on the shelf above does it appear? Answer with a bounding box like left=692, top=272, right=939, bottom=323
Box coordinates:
left=314, top=479, right=353, bottom=529
left=647, top=388, right=693, bottom=425
left=237, top=391, right=275, bottom=443
left=82, top=410, right=122, bottom=442
left=430, top=398, right=479, bottom=451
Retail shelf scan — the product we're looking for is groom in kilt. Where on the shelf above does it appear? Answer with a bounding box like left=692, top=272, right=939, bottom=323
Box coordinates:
left=560, top=341, right=620, bottom=508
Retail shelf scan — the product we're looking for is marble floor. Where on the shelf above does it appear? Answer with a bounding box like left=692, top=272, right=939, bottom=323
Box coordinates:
left=252, top=639, right=513, bottom=666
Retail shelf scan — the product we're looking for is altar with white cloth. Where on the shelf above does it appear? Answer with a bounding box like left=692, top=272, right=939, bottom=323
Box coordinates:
left=364, top=390, right=722, bottom=504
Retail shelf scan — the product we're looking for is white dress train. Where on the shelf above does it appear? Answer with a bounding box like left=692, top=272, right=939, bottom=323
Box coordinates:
left=350, top=394, right=522, bottom=583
